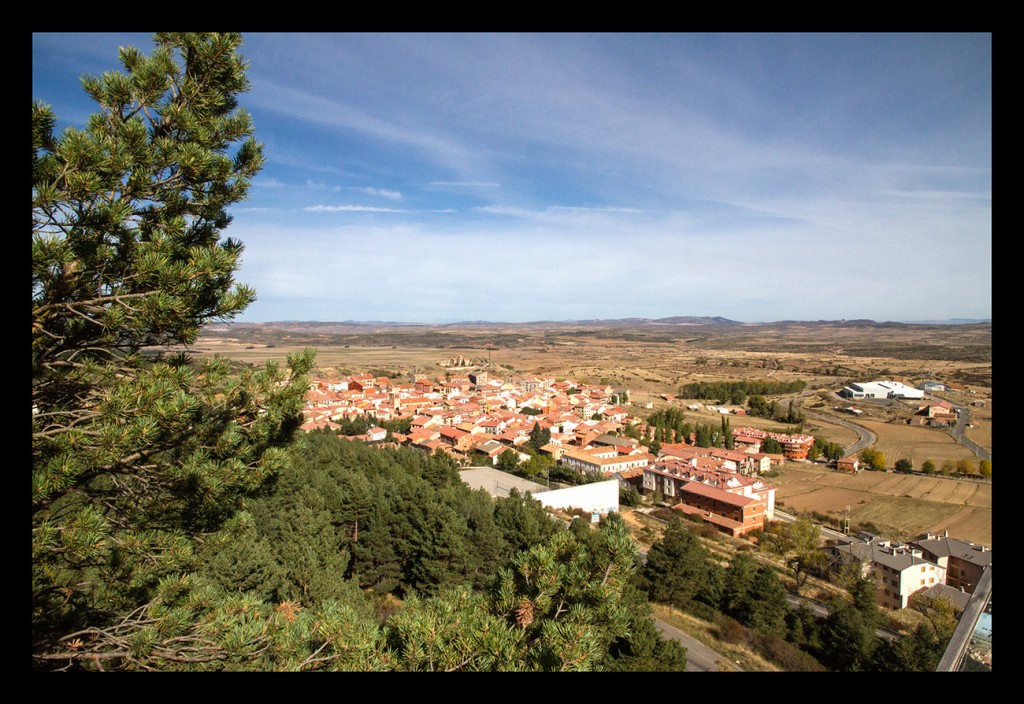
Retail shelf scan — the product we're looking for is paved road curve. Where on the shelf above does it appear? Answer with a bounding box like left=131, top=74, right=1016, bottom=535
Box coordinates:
left=802, top=408, right=875, bottom=457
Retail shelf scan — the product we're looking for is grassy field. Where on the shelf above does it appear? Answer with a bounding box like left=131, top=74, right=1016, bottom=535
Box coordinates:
left=771, top=462, right=991, bottom=546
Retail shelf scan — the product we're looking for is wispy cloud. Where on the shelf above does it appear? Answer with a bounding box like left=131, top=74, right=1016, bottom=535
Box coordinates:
left=361, top=187, right=403, bottom=200
left=428, top=181, right=501, bottom=187
left=304, top=204, right=455, bottom=213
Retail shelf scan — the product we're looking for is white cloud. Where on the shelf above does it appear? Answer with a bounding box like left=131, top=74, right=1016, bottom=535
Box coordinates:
left=361, top=187, right=403, bottom=200
left=304, top=204, right=456, bottom=214
left=428, top=181, right=501, bottom=187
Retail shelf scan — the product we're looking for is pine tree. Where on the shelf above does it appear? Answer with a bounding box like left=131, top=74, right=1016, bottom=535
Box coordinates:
left=32, top=33, right=314, bottom=670
left=641, top=517, right=715, bottom=612
left=528, top=421, right=551, bottom=451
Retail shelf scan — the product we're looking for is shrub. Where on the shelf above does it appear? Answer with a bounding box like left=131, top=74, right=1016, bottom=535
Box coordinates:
left=619, top=486, right=642, bottom=507
left=650, top=507, right=677, bottom=522
left=752, top=632, right=826, bottom=672
left=698, top=522, right=720, bottom=540
left=685, top=600, right=721, bottom=623
left=715, top=615, right=750, bottom=645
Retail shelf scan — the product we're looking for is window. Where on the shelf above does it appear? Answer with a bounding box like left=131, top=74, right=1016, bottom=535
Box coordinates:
left=921, top=566, right=926, bottom=572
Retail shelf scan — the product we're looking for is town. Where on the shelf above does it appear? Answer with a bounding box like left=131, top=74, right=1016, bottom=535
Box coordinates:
left=300, top=368, right=792, bottom=535
left=298, top=366, right=991, bottom=626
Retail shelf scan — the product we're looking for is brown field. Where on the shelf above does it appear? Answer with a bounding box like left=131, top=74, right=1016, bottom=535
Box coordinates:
left=772, top=462, right=991, bottom=546
left=194, top=319, right=991, bottom=399
left=964, top=401, right=992, bottom=448
left=855, top=419, right=979, bottom=466
left=190, top=320, right=991, bottom=544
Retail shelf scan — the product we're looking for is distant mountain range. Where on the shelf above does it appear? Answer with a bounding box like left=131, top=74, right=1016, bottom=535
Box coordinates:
left=219, top=316, right=989, bottom=329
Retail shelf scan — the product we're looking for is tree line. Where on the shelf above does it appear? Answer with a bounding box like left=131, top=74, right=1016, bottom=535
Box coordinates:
left=679, top=380, right=806, bottom=405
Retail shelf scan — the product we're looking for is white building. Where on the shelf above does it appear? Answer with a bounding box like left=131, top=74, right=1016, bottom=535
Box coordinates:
left=829, top=538, right=946, bottom=610
left=840, top=380, right=924, bottom=400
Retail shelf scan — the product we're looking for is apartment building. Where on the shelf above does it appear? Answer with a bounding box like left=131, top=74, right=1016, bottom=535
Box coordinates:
left=911, top=532, right=992, bottom=594
left=828, top=538, right=946, bottom=610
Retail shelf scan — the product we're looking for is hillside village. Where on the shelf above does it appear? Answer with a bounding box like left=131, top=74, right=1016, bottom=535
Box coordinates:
left=301, top=369, right=811, bottom=539
left=300, top=369, right=992, bottom=618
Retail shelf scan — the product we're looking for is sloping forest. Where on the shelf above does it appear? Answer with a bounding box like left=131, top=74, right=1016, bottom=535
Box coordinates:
left=194, top=433, right=690, bottom=671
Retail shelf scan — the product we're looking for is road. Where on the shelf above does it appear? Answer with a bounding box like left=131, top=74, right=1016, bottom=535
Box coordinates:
left=773, top=508, right=849, bottom=543
left=803, top=408, right=875, bottom=457
left=782, top=388, right=875, bottom=457
left=653, top=616, right=742, bottom=672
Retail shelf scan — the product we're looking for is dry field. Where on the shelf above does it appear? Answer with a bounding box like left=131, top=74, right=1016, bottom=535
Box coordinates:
left=194, top=320, right=991, bottom=399
left=855, top=419, right=980, bottom=466
left=772, top=462, right=991, bottom=547
left=964, top=401, right=992, bottom=448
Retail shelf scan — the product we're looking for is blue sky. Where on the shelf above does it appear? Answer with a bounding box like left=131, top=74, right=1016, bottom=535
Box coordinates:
left=33, top=32, right=991, bottom=324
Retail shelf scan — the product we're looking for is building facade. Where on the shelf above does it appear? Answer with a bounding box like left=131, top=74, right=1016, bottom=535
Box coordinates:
left=911, top=533, right=992, bottom=594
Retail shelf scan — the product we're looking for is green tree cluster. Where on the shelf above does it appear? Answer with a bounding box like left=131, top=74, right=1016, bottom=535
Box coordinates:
left=812, top=437, right=845, bottom=462
left=757, top=519, right=829, bottom=594
left=679, top=380, right=804, bottom=401
left=646, top=406, right=688, bottom=444
left=32, top=32, right=315, bottom=670
left=747, top=395, right=779, bottom=419
left=528, top=420, right=552, bottom=451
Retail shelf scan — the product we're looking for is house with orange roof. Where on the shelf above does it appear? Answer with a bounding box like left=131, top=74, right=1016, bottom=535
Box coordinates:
left=410, top=437, right=445, bottom=456
left=559, top=447, right=649, bottom=477
left=405, top=428, right=441, bottom=445
left=365, top=426, right=388, bottom=443
left=439, top=426, right=475, bottom=453
left=615, top=466, right=646, bottom=492
left=732, top=433, right=762, bottom=453
left=746, top=452, right=772, bottom=475
left=732, top=427, right=814, bottom=460
left=299, top=417, right=342, bottom=433
left=836, top=456, right=860, bottom=473
left=347, top=374, right=375, bottom=392
left=413, top=379, right=435, bottom=395
left=709, top=448, right=754, bottom=473
left=671, top=481, right=766, bottom=537
left=410, top=414, right=443, bottom=430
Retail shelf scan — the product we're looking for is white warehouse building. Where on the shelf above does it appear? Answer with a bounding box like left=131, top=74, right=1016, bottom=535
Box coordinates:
left=840, top=380, right=924, bottom=400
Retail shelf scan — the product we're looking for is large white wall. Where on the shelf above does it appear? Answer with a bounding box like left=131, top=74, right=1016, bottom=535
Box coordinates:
left=535, top=479, right=620, bottom=516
